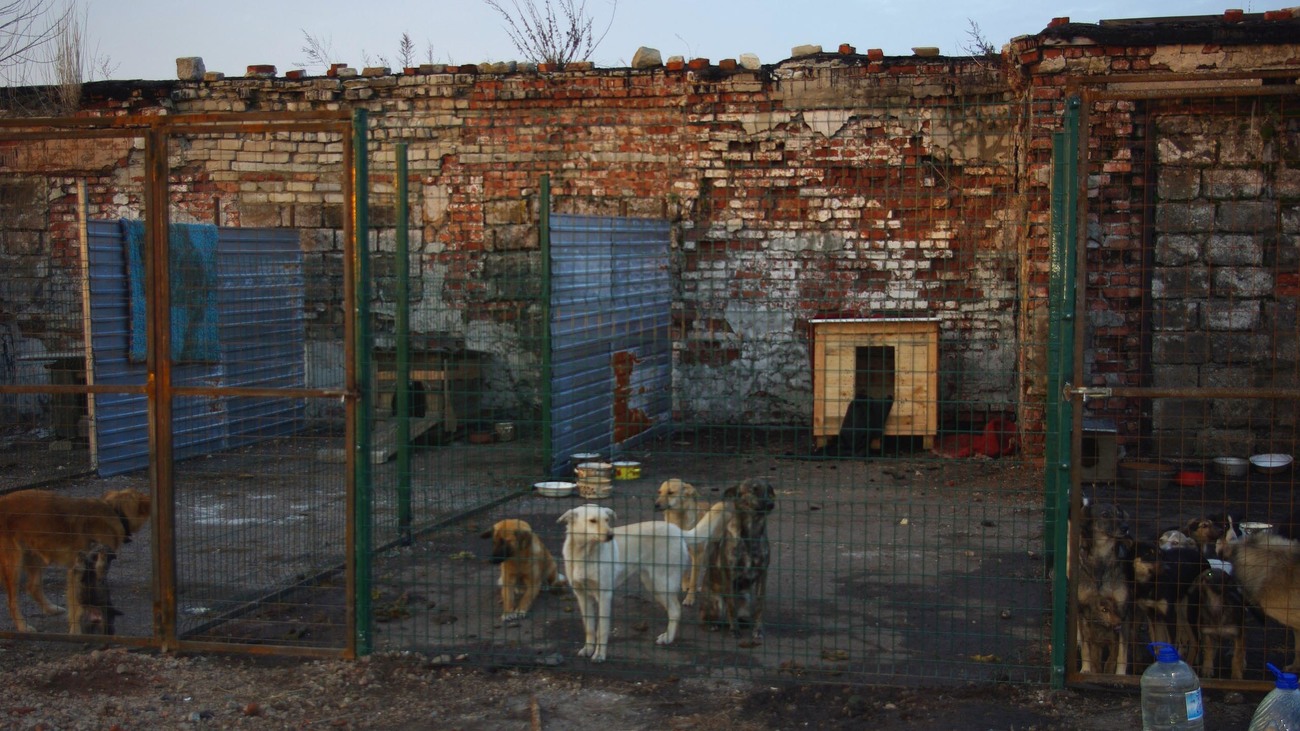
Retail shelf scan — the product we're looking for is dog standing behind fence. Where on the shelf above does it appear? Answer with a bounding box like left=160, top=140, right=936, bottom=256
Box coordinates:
left=698, top=477, right=777, bottom=641
left=75, top=546, right=122, bottom=635
left=480, top=519, right=565, bottom=622
left=1074, top=501, right=1134, bottom=674
left=0, top=488, right=151, bottom=633
left=654, top=478, right=719, bottom=607
left=557, top=502, right=726, bottom=662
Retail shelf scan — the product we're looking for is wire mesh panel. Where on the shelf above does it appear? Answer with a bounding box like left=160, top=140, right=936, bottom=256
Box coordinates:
left=0, top=114, right=357, bottom=654
left=367, top=80, right=1057, bottom=686
left=1070, top=92, right=1300, bottom=686
left=0, top=135, right=155, bottom=640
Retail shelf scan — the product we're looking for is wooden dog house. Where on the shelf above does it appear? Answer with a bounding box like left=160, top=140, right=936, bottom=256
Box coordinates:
left=811, top=318, right=939, bottom=449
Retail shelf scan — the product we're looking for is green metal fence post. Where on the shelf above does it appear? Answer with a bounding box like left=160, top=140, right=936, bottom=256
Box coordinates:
left=395, top=143, right=412, bottom=544
left=540, top=174, right=553, bottom=475
left=352, top=108, right=373, bottom=655
left=1047, top=96, right=1081, bottom=688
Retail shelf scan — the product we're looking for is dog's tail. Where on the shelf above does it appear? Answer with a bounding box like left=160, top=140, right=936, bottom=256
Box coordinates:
left=680, top=502, right=730, bottom=547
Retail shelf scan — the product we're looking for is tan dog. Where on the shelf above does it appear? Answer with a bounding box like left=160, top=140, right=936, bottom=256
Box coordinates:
left=654, top=478, right=717, bottom=606
left=0, top=488, right=151, bottom=633
left=480, top=519, right=564, bottom=622
left=1217, top=530, right=1300, bottom=671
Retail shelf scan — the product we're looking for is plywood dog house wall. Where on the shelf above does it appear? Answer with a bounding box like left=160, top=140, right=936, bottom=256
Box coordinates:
left=811, top=318, right=939, bottom=449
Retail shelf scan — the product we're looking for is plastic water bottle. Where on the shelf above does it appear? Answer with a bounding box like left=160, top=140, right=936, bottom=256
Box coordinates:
left=1141, top=642, right=1204, bottom=730
left=1249, top=663, right=1300, bottom=731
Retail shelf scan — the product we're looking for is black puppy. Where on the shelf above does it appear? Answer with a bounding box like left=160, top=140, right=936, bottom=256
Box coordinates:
left=1131, top=542, right=1208, bottom=655
left=75, top=546, right=122, bottom=635
left=699, top=477, right=777, bottom=640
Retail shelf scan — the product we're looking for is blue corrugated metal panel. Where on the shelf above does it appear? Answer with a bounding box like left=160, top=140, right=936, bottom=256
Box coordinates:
left=549, top=215, right=671, bottom=473
left=87, top=221, right=225, bottom=476
left=216, top=228, right=306, bottom=445
left=86, top=221, right=306, bottom=476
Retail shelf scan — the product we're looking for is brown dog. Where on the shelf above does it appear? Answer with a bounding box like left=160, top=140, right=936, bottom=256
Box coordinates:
left=1074, top=501, right=1134, bottom=674
left=480, top=519, right=564, bottom=622
left=1076, top=559, right=1132, bottom=675
left=1185, top=567, right=1247, bottom=680
left=1216, top=530, right=1300, bottom=671
left=1183, top=517, right=1224, bottom=557
left=0, top=488, right=151, bottom=633
left=699, top=477, right=776, bottom=641
left=654, top=478, right=717, bottom=606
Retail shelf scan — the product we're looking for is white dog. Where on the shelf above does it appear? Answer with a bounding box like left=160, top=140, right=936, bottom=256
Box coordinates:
left=557, top=502, right=727, bottom=662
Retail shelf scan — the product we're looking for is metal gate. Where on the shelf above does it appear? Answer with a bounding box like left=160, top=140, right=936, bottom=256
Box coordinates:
left=0, top=110, right=368, bottom=657
left=1062, top=76, right=1300, bottom=689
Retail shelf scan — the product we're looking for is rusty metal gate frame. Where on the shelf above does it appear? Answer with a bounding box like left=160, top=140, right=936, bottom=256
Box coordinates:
left=0, top=110, right=367, bottom=658
left=1061, top=70, right=1300, bottom=689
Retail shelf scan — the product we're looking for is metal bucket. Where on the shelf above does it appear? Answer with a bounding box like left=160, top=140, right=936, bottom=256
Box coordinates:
left=612, top=461, right=642, bottom=480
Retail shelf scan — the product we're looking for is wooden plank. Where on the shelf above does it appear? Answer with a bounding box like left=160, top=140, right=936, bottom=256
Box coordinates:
left=316, top=414, right=439, bottom=464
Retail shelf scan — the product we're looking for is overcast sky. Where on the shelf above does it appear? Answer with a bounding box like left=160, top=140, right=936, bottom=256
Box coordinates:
left=83, top=0, right=1241, bottom=81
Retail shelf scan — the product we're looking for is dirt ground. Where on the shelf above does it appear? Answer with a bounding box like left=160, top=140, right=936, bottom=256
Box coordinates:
left=0, top=426, right=1280, bottom=728
left=0, top=639, right=1263, bottom=729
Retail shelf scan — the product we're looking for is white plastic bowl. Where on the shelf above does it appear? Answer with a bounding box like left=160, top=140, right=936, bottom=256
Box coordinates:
left=1250, top=453, right=1294, bottom=474
left=534, top=481, right=576, bottom=498
left=1238, top=521, right=1275, bottom=536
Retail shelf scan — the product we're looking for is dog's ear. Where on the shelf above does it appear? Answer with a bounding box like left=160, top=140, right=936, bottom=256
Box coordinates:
left=723, top=485, right=738, bottom=499
left=603, top=507, right=617, bottom=523
left=557, top=509, right=573, bottom=525
left=479, top=528, right=494, bottom=540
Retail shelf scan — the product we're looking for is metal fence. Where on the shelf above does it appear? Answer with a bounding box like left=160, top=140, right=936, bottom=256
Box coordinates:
left=2, top=70, right=1294, bottom=693
left=364, top=89, right=1060, bottom=687
left=0, top=111, right=362, bottom=656
left=1063, top=82, right=1300, bottom=689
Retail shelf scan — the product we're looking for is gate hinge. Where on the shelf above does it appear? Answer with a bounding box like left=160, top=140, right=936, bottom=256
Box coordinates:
left=1062, top=382, right=1112, bottom=404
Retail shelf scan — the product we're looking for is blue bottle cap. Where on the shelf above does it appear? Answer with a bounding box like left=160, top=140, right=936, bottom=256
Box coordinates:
left=1267, top=663, right=1300, bottom=690
left=1149, top=642, right=1181, bottom=663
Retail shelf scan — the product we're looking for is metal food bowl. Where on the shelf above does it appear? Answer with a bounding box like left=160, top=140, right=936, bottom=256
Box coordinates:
left=534, top=481, right=576, bottom=498
left=1212, top=457, right=1249, bottom=478
left=612, top=461, right=642, bottom=480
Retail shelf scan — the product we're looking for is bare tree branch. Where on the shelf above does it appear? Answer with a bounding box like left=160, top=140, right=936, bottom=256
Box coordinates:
left=482, top=0, right=616, bottom=67
left=0, top=0, right=74, bottom=85
left=961, top=18, right=997, bottom=57
left=298, top=29, right=337, bottom=74
left=398, top=32, right=414, bottom=68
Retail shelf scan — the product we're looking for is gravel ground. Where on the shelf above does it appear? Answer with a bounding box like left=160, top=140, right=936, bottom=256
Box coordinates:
left=0, top=640, right=1263, bottom=730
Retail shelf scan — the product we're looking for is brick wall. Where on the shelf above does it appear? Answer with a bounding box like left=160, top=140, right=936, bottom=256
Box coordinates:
left=2, top=11, right=1299, bottom=450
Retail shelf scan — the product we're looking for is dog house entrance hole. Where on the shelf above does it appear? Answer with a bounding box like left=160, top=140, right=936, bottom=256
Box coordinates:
left=855, top=346, right=895, bottom=401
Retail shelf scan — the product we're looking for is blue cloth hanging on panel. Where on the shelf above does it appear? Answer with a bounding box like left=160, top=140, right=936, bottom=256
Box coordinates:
left=121, top=219, right=220, bottom=363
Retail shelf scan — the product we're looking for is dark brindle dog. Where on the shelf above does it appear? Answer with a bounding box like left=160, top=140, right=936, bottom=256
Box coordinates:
left=699, top=477, right=776, bottom=641
left=1075, top=501, right=1135, bottom=674
left=74, top=546, right=121, bottom=635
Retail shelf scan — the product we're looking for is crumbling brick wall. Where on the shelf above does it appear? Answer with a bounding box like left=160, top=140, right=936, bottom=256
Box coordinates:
left=2, top=10, right=1298, bottom=450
